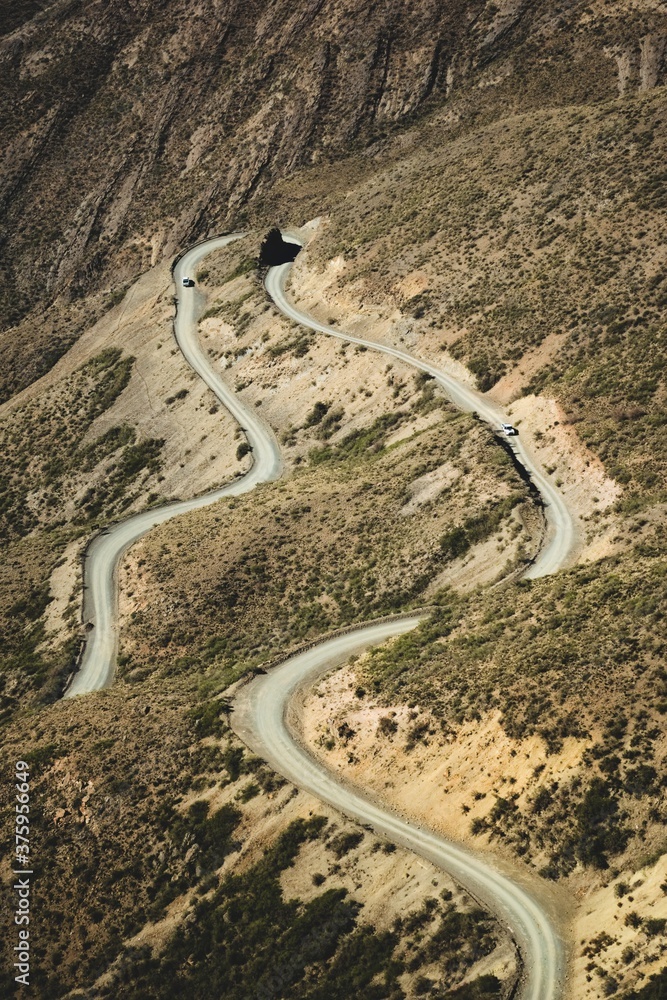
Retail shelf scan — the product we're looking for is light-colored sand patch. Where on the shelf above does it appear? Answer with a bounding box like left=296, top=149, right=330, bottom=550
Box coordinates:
left=281, top=819, right=447, bottom=924
left=1, top=261, right=244, bottom=521
left=505, top=394, right=621, bottom=560
left=399, top=460, right=461, bottom=516
left=41, top=538, right=85, bottom=644
left=280, top=825, right=518, bottom=994
left=506, top=395, right=619, bottom=512
left=393, top=270, right=431, bottom=299
left=297, top=657, right=667, bottom=996
left=299, top=663, right=587, bottom=867
left=288, top=235, right=477, bottom=390
left=572, top=856, right=667, bottom=998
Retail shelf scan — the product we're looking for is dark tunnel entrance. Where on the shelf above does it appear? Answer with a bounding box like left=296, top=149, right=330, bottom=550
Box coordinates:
left=258, top=228, right=302, bottom=266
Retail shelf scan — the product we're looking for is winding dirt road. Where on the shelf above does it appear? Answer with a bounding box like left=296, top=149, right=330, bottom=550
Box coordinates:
left=65, top=231, right=574, bottom=999
left=229, top=239, right=575, bottom=1000
left=232, top=620, right=565, bottom=1000
left=265, top=239, right=575, bottom=580
left=65, top=234, right=281, bottom=697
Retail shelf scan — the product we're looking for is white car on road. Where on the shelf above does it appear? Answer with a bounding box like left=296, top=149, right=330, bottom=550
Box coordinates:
left=501, top=423, right=518, bottom=436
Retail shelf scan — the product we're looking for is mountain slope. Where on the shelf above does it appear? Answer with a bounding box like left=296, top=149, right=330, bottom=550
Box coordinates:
left=2, top=0, right=665, bottom=399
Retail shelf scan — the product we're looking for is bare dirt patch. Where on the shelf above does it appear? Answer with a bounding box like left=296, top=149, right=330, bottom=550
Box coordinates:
left=504, top=394, right=621, bottom=560
left=299, top=663, right=584, bottom=867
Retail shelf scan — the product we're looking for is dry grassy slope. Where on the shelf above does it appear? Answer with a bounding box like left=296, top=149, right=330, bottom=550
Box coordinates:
left=0, top=674, right=516, bottom=999
left=243, top=83, right=667, bottom=998
left=278, top=124, right=667, bottom=976
left=0, top=224, right=538, bottom=995
left=286, top=225, right=622, bottom=566
left=289, top=88, right=666, bottom=509
left=115, top=237, right=538, bottom=678
left=0, top=4, right=665, bottom=997
left=292, top=537, right=667, bottom=999
left=118, top=401, right=534, bottom=686
left=0, top=232, right=536, bottom=994
left=300, top=649, right=667, bottom=998
left=0, top=258, right=243, bottom=715
left=1, top=0, right=664, bottom=399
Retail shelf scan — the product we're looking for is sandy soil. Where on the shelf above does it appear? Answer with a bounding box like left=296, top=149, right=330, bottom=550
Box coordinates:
left=40, top=538, right=85, bottom=646
left=503, top=394, right=621, bottom=562
left=259, top=226, right=662, bottom=997
left=572, top=856, right=667, bottom=997
left=42, top=233, right=632, bottom=996
left=296, top=656, right=667, bottom=997
left=299, top=663, right=586, bottom=867
left=289, top=229, right=478, bottom=393
left=195, top=267, right=428, bottom=471
left=118, top=243, right=514, bottom=641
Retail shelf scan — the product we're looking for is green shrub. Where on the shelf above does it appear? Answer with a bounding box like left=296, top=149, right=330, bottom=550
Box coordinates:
left=377, top=716, right=398, bottom=736
left=304, top=402, right=330, bottom=427
left=188, top=700, right=228, bottom=737
left=575, top=778, right=629, bottom=868
left=328, top=830, right=364, bottom=859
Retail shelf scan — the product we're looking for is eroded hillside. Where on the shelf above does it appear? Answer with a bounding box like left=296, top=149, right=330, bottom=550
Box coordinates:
left=2, top=0, right=665, bottom=398
left=1, top=1, right=667, bottom=998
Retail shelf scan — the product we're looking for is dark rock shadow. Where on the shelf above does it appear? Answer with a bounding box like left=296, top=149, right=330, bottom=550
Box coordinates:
left=259, top=228, right=301, bottom=266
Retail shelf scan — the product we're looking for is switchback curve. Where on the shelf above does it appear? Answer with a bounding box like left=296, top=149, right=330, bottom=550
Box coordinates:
left=65, top=234, right=281, bottom=697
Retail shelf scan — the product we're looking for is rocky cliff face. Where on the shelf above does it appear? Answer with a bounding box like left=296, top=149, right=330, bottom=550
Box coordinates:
left=1, top=0, right=666, bottom=399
